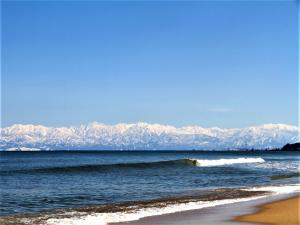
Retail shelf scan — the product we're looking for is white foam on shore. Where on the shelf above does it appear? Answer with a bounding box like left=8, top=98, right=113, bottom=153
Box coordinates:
left=244, top=185, right=300, bottom=194
left=46, top=184, right=300, bottom=225
left=192, top=157, right=265, bottom=167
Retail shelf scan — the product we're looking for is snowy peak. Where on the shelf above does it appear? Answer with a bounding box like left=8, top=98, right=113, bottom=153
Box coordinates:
left=1, top=122, right=299, bottom=150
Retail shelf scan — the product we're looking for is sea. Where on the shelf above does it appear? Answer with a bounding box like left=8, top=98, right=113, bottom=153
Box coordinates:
left=0, top=150, right=299, bottom=225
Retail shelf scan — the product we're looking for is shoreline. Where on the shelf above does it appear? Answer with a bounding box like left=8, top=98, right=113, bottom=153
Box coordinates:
left=235, top=195, right=300, bottom=225
left=0, top=186, right=299, bottom=225
left=114, top=192, right=300, bottom=225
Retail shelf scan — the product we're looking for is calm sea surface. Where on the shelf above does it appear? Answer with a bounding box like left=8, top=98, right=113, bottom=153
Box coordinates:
left=0, top=151, right=299, bottom=217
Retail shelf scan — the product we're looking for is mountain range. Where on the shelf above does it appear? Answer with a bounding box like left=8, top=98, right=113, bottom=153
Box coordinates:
left=1, top=122, right=299, bottom=151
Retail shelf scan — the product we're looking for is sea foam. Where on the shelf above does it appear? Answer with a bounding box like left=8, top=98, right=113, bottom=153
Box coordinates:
left=46, top=184, right=300, bottom=225
left=188, top=157, right=265, bottom=167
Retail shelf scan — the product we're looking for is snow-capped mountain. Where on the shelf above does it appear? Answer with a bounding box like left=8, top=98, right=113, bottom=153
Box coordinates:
left=0, top=122, right=299, bottom=150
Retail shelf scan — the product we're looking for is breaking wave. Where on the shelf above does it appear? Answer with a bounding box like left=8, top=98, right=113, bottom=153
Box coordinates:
left=1, top=157, right=265, bottom=175
left=186, top=157, right=265, bottom=167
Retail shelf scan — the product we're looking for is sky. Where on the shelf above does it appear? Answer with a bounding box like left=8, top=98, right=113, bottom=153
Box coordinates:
left=1, top=1, right=298, bottom=128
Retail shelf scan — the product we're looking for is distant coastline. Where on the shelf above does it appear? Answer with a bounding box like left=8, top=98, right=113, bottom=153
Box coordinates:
left=280, top=142, right=300, bottom=151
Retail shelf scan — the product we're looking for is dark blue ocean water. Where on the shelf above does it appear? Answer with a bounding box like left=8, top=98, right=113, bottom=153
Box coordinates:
left=0, top=151, right=299, bottom=216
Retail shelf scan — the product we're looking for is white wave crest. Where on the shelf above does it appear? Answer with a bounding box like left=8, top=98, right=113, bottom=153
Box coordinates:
left=189, top=157, right=265, bottom=167
left=45, top=184, right=300, bottom=225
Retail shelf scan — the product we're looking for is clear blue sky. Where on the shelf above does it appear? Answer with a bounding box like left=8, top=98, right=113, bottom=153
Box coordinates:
left=2, top=1, right=298, bottom=128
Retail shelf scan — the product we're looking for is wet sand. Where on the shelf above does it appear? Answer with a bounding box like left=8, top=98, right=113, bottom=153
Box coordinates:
left=115, top=193, right=299, bottom=225
left=236, top=196, right=300, bottom=225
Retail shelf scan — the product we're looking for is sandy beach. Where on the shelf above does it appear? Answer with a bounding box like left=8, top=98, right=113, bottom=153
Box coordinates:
left=113, top=193, right=299, bottom=225
left=236, top=196, right=300, bottom=225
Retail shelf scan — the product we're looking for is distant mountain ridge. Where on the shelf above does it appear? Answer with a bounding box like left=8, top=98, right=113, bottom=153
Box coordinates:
left=1, top=122, right=299, bottom=151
